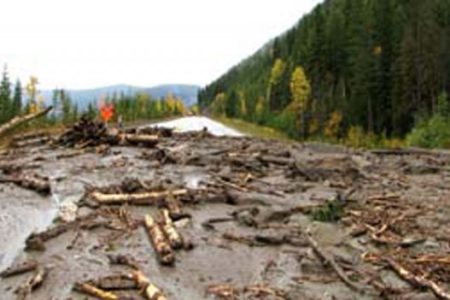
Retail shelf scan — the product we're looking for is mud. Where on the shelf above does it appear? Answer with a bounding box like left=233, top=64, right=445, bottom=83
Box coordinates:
left=0, top=126, right=449, bottom=300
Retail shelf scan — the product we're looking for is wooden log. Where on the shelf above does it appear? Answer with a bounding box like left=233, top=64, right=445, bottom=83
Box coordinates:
left=0, top=259, right=38, bottom=278
left=107, top=254, right=140, bottom=270
left=73, top=282, right=119, bottom=300
left=306, top=231, right=368, bottom=293
left=26, top=212, right=98, bottom=250
left=159, top=209, right=183, bottom=250
left=89, top=275, right=139, bottom=291
left=164, top=192, right=184, bottom=220
left=15, top=267, right=47, bottom=300
left=0, top=173, right=51, bottom=195
left=91, top=189, right=188, bottom=205
left=11, top=136, right=51, bottom=148
left=130, top=270, right=167, bottom=300
left=386, top=258, right=450, bottom=300
left=144, top=215, right=175, bottom=265
left=0, top=107, right=52, bottom=138
left=119, top=133, right=159, bottom=147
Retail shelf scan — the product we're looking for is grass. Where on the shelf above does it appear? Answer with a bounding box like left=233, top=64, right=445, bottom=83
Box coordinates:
left=213, top=116, right=291, bottom=141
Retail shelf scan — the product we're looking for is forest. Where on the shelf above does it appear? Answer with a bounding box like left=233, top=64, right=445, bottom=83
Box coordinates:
left=0, top=68, right=189, bottom=129
left=198, top=0, right=450, bottom=148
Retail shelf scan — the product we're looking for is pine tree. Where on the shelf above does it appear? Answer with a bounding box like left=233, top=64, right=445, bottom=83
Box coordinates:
left=0, top=65, right=12, bottom=123
left=12, top=80, right=22, bottom=117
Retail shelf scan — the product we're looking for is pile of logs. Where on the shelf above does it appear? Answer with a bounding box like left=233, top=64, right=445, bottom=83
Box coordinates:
left=58, top=116, right=160, bottom=148
left=58, top=116, right=117, bottom=148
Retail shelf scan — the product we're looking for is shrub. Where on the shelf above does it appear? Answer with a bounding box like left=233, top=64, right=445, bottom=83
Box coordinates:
left=407, top=115, right=450, bottom=148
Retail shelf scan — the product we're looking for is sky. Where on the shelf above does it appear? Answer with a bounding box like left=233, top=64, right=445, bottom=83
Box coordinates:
left=0, top=0, right=322, bottom=90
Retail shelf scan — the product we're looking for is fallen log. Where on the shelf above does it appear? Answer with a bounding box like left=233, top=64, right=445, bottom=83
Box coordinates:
left=130, top=271, right=167, bottom=300
left=11, top=136, right=51, bottom=148
left=164, top=192, right=184, bottom=220
left=119, top=133, right=159, bottom=147
left=26, top=212, right=98, bottom=250
left=0, top=107, right=52, bottom=138
left=206, top=284, right=239, bottom=299
left=306, top=231, right=368, bottom=294
left=159, top=209, right=183, bottom=250
left=15, top=266, right=47, bottom=300
left=91, top=189, right=188, bottom=205
left=385, top=258, right=450, bottom=300
left=107, top=254, right=140, bottom=270
left=144, top=215, right=175, bottom=265
left=88, top=275, right=139, bottom=291
left=73, top=282, right=119, bottom=300
left=0, top=259, right=38, bottom=278
left=0, top=173, right=50, bottom=195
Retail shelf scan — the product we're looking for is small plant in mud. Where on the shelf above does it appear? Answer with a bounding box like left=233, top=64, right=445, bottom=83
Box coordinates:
left=311, top=198, right=344, bottom=223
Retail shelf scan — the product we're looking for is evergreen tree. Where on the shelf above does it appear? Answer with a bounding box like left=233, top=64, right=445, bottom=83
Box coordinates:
left=0, top=65, right=12, bottom=123
left=12, top=80, right=22, bottom=117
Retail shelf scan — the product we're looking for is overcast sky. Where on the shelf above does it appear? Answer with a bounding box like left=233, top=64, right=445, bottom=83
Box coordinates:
left=0, top=0, right=322, bottom=90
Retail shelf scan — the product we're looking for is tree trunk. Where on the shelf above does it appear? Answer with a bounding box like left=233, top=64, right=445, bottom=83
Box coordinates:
left=0, top=107, right=52, bottom=138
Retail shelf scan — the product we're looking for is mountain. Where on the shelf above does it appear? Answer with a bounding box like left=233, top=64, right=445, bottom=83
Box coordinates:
left=42, top=84, right=200, bottom=110
left=199, top=0, right=450, bottom=138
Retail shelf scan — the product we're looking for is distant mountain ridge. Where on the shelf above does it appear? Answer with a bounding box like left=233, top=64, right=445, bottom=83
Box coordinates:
left=41, top=84, right=200, bottom=110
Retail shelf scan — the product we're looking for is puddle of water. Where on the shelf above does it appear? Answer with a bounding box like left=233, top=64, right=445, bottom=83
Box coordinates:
left=0, top=204, right=58, bottom=272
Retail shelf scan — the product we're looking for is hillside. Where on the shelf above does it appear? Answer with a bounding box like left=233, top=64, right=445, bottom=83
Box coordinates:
left=199, top=0, right=450, bottom=138
left=41, top=84, right=200, bottom=110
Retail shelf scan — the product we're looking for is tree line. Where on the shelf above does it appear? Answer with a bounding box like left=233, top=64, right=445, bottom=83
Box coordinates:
left=0, top=66, right=188, bottom=127
left=199, top=0, right=450, bottom=145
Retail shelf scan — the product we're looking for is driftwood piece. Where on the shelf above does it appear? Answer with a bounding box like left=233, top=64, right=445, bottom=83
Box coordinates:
left=0, top=107, right=52, bottom=138
left=207, top=284, right=239, bottom=300
left=88, top=275, right=139, bottom=291
left=15, top=266, right=47, bottom=300
left=91, top=189, right=188, bottom=205
left=144, top=215, right=175, bottom=265
left=0, top=259, right=38, bottom=278
left=0, top=173, right=51, bottom=195
left=131, top=270, right=167, bottom=300
left=306, top=231, right=368, bottom=293
left=26, top=212, right=98, bottom=250
left=164, top=192, right=184, bottom=220
left=11, top=136, right=51, bottom=148
left=159, top=209, right=183, bottom=250
left=119, top=133, right=159, bottom=147
left=73, top=282, right=119, bottom=300
left=107, top=254, right=140, bottom=270
left=385, top=258, right=450, bottom=300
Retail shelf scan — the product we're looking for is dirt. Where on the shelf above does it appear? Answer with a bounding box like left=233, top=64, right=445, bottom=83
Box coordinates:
left=0, top=127, right=449, bottom=300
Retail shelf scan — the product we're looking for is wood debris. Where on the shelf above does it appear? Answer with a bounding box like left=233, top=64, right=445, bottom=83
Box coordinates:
left=144, top=214, right=175, bottom=265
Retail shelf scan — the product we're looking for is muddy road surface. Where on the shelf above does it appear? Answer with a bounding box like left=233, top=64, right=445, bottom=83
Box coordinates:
left=0, top=119, right=450, bottom=300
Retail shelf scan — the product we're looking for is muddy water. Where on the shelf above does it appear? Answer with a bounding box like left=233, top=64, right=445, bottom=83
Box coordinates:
left=0, top=188, right=56, bottom=272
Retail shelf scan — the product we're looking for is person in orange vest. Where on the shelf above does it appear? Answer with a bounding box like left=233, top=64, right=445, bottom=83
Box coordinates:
left=100, top=103, right=114, bottom=125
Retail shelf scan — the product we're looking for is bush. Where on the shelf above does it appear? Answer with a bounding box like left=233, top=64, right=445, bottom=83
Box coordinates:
left=407, top=115, right=450, bottom=148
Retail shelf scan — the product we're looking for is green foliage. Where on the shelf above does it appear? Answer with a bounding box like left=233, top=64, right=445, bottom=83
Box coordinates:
left=0, top=66, right=12, bottom=123
left=407, top=92, right=450, bottom=148
left=407, top=115, right=450, bottom=149
left=311, top=199, right=344, bottom=223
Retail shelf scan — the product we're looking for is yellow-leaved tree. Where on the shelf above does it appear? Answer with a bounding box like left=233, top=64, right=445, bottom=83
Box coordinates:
left=267, top=59, right=286, bottom=110
left=255, top=96, right=266, bottom=123
left=26, top=76, right=39, bottom=113
left=324, top=111, right=343, bottom=140
left=210, top=93, right=227, bottom=116
left=238, top=91, right=247, bottom=117
left=165, top=93, right=176, bottom=113
left=285, top=66, right=311, bottom=138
